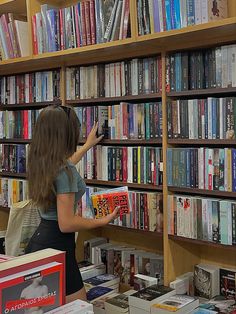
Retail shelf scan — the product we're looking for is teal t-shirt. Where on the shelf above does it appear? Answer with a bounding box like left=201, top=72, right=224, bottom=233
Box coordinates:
left=39, top=162, right=86, bottom=221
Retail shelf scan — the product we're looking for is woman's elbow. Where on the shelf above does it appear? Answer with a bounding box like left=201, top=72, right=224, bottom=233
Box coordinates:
left=58, top=220, right=74, bottom=233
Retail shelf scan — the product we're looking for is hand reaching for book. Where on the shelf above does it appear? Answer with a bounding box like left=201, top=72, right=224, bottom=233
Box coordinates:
left=85, top=122, right=104, bottom=149
left=103, top=206, right=120, bottom=225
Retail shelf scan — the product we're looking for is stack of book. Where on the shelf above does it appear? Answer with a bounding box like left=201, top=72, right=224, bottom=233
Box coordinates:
left=45, top=299, right=94, bottom=313
left=104, top=290, right=136, bottom=314
left=151, top=295, right=199, bottom=313
left=0, top=177, right=28, bottom=208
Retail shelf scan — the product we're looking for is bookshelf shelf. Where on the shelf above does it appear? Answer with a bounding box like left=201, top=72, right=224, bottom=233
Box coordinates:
left=66, top=93, right=162, bottom=105
left=79, top=139, right=162, bottom=145
left=0, top=0, right=27, bottom=15
left=168, top=186, right=236, bottom=198
left=169, top=235, right=236, bottom=251
left=0, top=139, right=31, bottom=144
left=0, top=100, right=61, bottom=110
left=104, top=224, right=163, bottom=237
left=168, top=139, right=236, bottom=146
left=167, top=87, right=236, bottom=98
left=0, top=172, right=27, bottom=178
left=136, top=17, right=236, bottom=52
left=84, top=179, right=162, bottom=191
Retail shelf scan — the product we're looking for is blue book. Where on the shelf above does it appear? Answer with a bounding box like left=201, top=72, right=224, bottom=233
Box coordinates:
left=186, top=0, right=195, bottom=26
left=17, top=145, right=26, bottom=173
left=170, top=0, right=175, bottom=29
left=174, top=0, right=181, bottom=29
left=86, top=286, right=113, bottom=301
left=76, top=3, right=83, bottom=46
left=219, top=201, right=229, bottom=245
left=46, top=9, right=57, bottom=52
left=175, top=53, right=182, bottom=91
left=165, top=0, right=172, bottom=30
left=192, top=309, right=217, bottom=314
left=153, top=0, right=160, bottom=32
left=128, top=104, right=134, bottom=139
left=186, top=149, right=190, bottom=187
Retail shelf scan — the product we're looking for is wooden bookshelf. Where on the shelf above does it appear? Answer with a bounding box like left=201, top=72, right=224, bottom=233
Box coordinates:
left=168, top=139, right=236, bottom=146
left=78, top=139, right=162, bottom=145
left=168, top=186, right=236, bottom=198
left=66, top=93, right=162, bottom=105
left=0, top=172, right=27, bottom=178
left=84, top=179, right=162, bottom=191
left=0, top=100, right=61, bottom=110
left=0, top=139, right=31, bottom=144
left=105, top=224, right=163, bottom=237
left=169, top=235, right=236, bottom=251
left=1, top=0, right=236, bottom=289
left=167, top=87, right=236, bottom=97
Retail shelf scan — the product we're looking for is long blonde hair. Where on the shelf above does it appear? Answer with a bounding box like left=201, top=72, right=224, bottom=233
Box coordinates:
left=27, top=105, right=80, bottom=208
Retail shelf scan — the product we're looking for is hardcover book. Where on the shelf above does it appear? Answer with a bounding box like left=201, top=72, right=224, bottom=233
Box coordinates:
left=91, top=186, right=130, bottom=218
left=0, top=261, right=63, bottom=313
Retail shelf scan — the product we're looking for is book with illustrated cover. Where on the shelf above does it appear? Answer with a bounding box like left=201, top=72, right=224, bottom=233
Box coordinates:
left=86, top=285, right=114, bottom=302
left=151, top=295, right=199, bottom=313
left=194, top=264, right=219, bottom=299
left=91, top=186, right=130, bottom=218
left=0, top=261, right=63, bottom=313
left=220, top=268, right=236, bottom=300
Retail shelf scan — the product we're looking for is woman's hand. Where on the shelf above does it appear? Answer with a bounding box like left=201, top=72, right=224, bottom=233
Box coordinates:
left=85, top=122, right=104, bottom=150
left=102, top=206, right=120, bottom=225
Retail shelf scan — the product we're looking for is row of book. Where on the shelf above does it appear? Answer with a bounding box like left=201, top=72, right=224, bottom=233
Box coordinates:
left=166, top=44, right=236, bottom=91
left=0, top=110, right=41, bottom=139
left=0, top=144, right=28, bottom=174
left=137, top=0, right=228, bottom=35
left=79, top=186, right=163, bottom=232
left=0, top=71, right=61, bottom=105
left=32, top=0, right=130, bottom=54
left=66, top=56, right=162, bottom=100
left=167, top=147, right=236, bottom=191
left=75, top=102, right=163, bottom=140
left=0, top=178, right=28, bottom=207
left=168, top=194, right=236, bottom=246
left=0, top=14, right=29, bottom=60
left=83, top=237, right=164, bottom=286
left=76, top=145, right=163, bottom=185
left=167, top=97, right=236, bottom=140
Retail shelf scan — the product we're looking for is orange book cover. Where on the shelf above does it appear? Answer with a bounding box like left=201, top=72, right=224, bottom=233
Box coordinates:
left=91, top=187, right=130, bottom=219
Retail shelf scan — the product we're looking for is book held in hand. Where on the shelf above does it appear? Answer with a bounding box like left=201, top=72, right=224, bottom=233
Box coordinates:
left=91, top=186, right=130, bottom=218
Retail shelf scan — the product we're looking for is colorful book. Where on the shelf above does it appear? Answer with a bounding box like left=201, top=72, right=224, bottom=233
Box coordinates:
left=91, top=186, right=130, bottom=218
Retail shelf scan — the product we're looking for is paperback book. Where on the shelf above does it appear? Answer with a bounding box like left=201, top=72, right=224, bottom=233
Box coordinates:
left=91, top=186, right=130, bottom=218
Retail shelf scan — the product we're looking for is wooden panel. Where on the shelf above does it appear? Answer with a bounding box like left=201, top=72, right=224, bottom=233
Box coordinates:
left=0, top=209, right=9, bottom=231
left=101, top=226, right=163, bottom=254
left=228, top=0, right=236, bottom=17
left=0, top=0, right=27, bottom=15
left=167, top=240, right=201, bottom=283
left=200, top=246, right=236, bottom=270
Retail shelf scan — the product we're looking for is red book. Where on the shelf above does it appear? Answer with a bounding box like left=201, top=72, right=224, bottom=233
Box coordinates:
left=74, top=4, right=81, bottom=47
left=122, top=147, right=128, bottom=182
left=91, top=186, right=130, bottom=219
left=0, top=249, right=66, bottom=306
left=89, top=0, right=96, bottom=45
left=23, top=110, right=28, bottom=139
left=143, top=193, right=149, bottom=230
left=0, top=261, right=63, bottom=313
left=59, top=8, right=65, bottom=50
left=0, top=14, right=14, bottom=59
left=122, top=0, right=130, bottom=39
left=80, top=2, right=87, bottom=46
left=85, top=1, right=91, bottom=45
left=31, top=15, right=38, bottom=55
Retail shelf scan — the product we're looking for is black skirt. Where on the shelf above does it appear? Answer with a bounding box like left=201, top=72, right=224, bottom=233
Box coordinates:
left=25, top=218, right=84, bottom=296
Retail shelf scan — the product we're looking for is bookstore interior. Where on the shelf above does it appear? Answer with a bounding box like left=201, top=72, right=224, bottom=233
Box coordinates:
left=0, top=0, right=236, bottom=313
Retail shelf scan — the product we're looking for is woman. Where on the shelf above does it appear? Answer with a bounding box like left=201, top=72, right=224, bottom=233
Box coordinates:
left=26, top=105, right=119, bottom=303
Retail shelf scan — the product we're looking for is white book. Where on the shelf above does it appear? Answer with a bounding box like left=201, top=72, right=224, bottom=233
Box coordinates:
left=127, top=147, right=133, bottom=183
left=194, top=0, right=201, bottom=24
left=215, top=47, right=222, bottom=88
left=188, top=100, right=194, bottom=139
left=45, top=300, right=93, bottom=313
left=80, top=67, right=84, bottom=99
left=198, top=148, right=204, bottom=189
left=105, top=64, right=110, bottom=97
left=14, top=20, right=29, bottom=57
left=115, top=63, right=121, bottom=97
left=35, top=12, right=43, bottom=54
left=201, top=0, right=209, bottom=23
left=120, top=61, right=126, bottom=96
left=110, top=63, right=116, bottom=97
left=227, top=45, right=233, bottom=87
left=207, top=199, right=213, bottom=241
left=207, top=98, right=213, bottom=139
left=47, top=71, right=53, bottom=101
left=158, top=0, right=164, bottom=32
left=119, top=0, right=126, bottom=39
left=221, top=45, right=228, bottom=88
